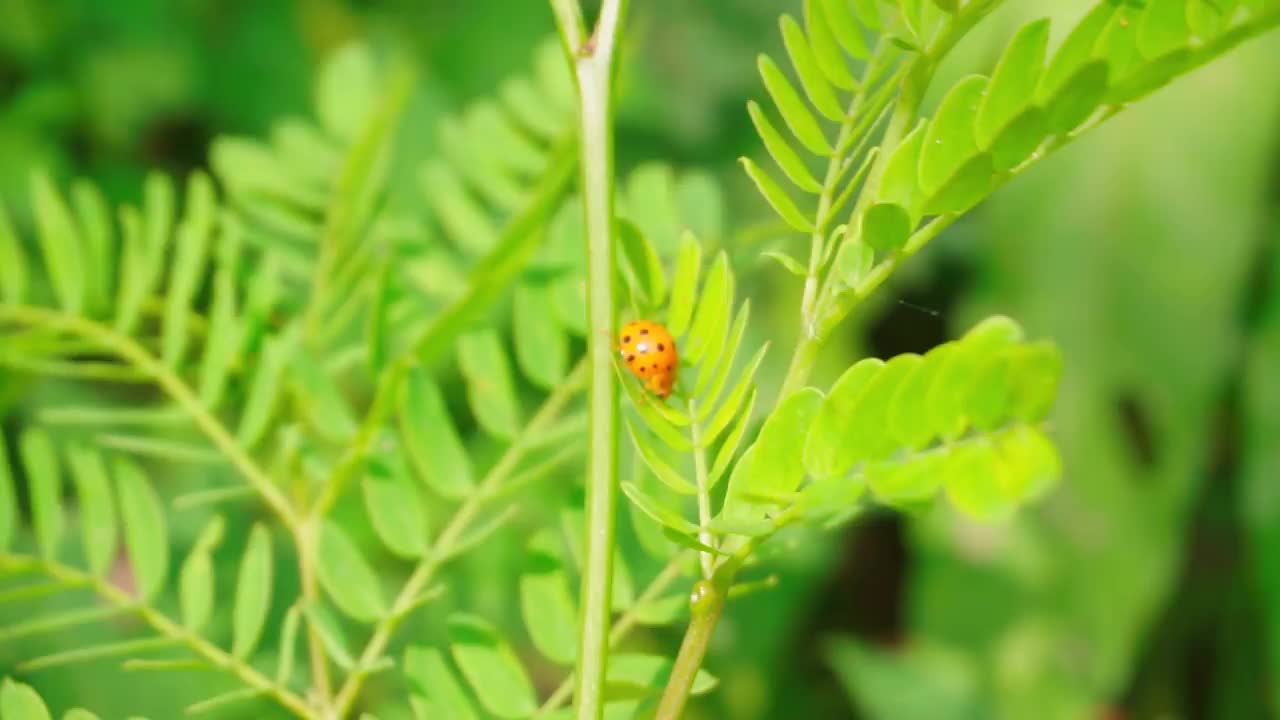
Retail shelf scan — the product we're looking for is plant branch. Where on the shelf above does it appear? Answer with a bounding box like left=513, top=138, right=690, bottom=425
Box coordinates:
left=0, top=304, right=299, bottom=528
left=551, top=0, right=629, bottom=716
left=0, top=553, right=312, bottom=719
left=330, top=359, right=588, bottom=717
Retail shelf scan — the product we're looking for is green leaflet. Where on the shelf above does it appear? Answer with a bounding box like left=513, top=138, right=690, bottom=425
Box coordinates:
left=877, top=120, right=927, bottom=221
left=179, top=517, right=224, bottom=631
left=400, top=368, right=476, bottom=499
left=1038, top=2, right=1116, bottom=101
left=197, top=261, right=243, bottom=408
left=232, top=524, right=273, bottom=659
left=928, top=316, right=1024, bottom=440
left=71, top=179, right=115, bottom=316
left=31, top=170, right=86, bottom=316
left=700, top=343, right=769, bottom=433
left=0, top=678, right=53, bottom=720
left=819, top=0, right=870, bottom=59
left=421, top=162, right=499, bottom=254
left=804, top=0, right=857, bottom=90
left=0, top=200, right=27, bottom=304
left=780, top=15, right=845, bottom=121
left=366, top=257, right=393, bottom=374
left=448, top=614, right=538, bottom=719
left=1094, top=5, right=1143, bottom=81
left=676, top=170, right=726, bottom=244
left=404, top=646, right=480, bottom=720
left=623, top=163, right=682, bottom=254
left=686, top=252, right=734, bottom=365
left=740, top=157, right=815, bottom=232
left=616, top=218, right=668, bottom=309
left=290, top=351, right=358, bottom=442
left=621, top=481, right=699, bottom=535
left=866, top=449, right=946, bottom=506
left=0, top=439, right=14, bottom=551
left=666, top=233, right=703, bottom=337
left=605, top=654, right=719, bottom=699
left=65, top=444, right=117, bottom=576
left=20, top=430, right=64, bottom=560
left=923, top=154, right=995, bottom=217
left=363, top=459, right=430, bottom=559
left=303, top=602, right=357, bottom=669
left=627, top=421, right=697, bottom=494
left=805, top=358, right=884, bottom=478
left=161, top=173, right=216, bottom=368
left=762, top=251, right=808, bottom=277
left=707, top=388, right=758, bottom=488
left=237, top=326, right=300, bottom=450
left=114, top=456, right=168, bottom=601
left=724, top=388, right=824, bottom=520
left=862, top=203, right=911, bottom=253
left=276, top=603, right=302, bottom=685
left=976, top=19, right=1050, bottom=149
left=919, top=75, right=988, bottom=197
left=697, top=299, right=751, bottom=404
left=758, top=54, right=833, bottom=156
left=518, top=531, right=577, bottom=665
left=1044, top=61, right=1110, bottom=135
left=990, top=109, right=1048, bottom=171
left=458, top=329, right=522, bottom=440
left=513, top=281, right=568, bottom=389
left=317, top=521, right=387, bottom=623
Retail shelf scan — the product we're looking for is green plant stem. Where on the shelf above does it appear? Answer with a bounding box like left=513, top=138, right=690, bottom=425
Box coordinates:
left=0, top=304, right=299, bottom=528
left=0, top=553, right=312, bottom=719
left=687, top=398, right=714, bottom=577
left=551, top=1, right=628, bottom=717
left=533, top=554, right=691, bottom=718
left=295, top=520, right=334, bottom=714
left=330, top=360, right=587, bottom=717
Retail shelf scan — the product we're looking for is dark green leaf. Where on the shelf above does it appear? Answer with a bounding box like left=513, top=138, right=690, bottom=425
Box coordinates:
left=862, top=203, right=912, bottom=252
left=318, top=521, right=387, bottom=622
left=990, top=109, right=1048, bottom=171
left=923, top=153, right=995, bottom=216
left=401, top=369, right=475, bottom=499
left=448, top=614, right=538, bottom=719
left=0, top=439, right=15, bottom=551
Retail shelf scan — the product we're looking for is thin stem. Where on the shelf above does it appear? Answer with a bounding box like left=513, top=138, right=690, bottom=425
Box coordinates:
left=687, top=398, right=713, bottom=577
left=4, top=552, right=313, bottom=719
left=551, top=0, right=628, bottom=716
left=0, top=304, right=299, bottom=528
left=534, top=555, right=691, bottom=718
left=653, top=582, right=725, bottom=720
left=330, top=360, right=587, bottom=717
left=294, top=520, right=333, bottom=713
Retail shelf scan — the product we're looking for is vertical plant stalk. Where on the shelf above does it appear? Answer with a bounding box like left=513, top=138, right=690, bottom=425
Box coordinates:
left=551, top=1, right=628, bottom=718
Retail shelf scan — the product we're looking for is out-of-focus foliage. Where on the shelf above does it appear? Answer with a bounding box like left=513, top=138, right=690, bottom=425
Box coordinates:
left=0, top=0, right=1277, bottom=718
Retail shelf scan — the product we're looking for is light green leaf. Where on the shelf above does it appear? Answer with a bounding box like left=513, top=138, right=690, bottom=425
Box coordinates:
left=71, top=180, right=114, bottom=315
left=0, top=200, right=27, bottom=304
left=512, top=280, right=568, bottom=392
left=318, top=521, right=387, bottom=622
left=66, top=444, right=117, bottom=576
left=701, top=344, right=769, bottom=436
left=805, top=359, right=884, bottom=478
left=780, top=15, right=844, bottom=121
left=726, top=388, right=824, bottom=518
left=198, top=265, right=244, bottom=408
left=686, top=252, right=734, bottom=365
left=1006, top=341, right=1063, bottom=422
left=20, top=430, right=64, bottom=560
left=458, top=329, right=522, bottom=440
left=276, top=603, right=302, bottom=684
left=667, top=233, right=702, bottom=337
left=748, top=102, right=822, bottom=193
left=919, top=75, right=987, bottom=197
left=862, top=203, right=911, bottom=253
left=232, top=524, right=273, bottom=659
left=943, top=442, right=1010, bottom=520
left=820, top=0, right=870, bottom=58
left=448, top=614, right=538, bottom=719
left=676, top=170, right=725, bottom=243
left=363, top=460, right=429, bottom=559
left=1138, top=0, right=1191, bottom=58
left=805, top=0, right=857, bottom=89
left=623, top=163, right=682, bottom=254
left=519, top=531, right=577, bottom=665
left=303, top=603, right=356, bottom=669
left=1039, top=2, right=1117, bottom=100
left=827, top=636, right=981, bottom=720
left=762, top=250, right=808, bottom=277
left=888, top=343, right=951, bottom=451
left=114, top=456, right=168, bottom=601
left=405, top=646, right=479, bottom=720
left=758, top=55, right=832, bottom=156
left=621, top=482, right=699, bottom=535
left=929, top=316, right=1024, bottom=440
left=421, top=162, right=498, bottom=254
left=64, top=709, right=101, bottom=720
left=867, top=448, right=946, bottom=505
left=237, top=328, right=299, bottom=449
left=1, top=678, right=52, bottom=720
left=997, top=425, right=1062, bottom=502
left=616, top=219, right=667, bottom=308
left=740, top=157, right=814, bottom=233
left=849, top=353, right=925, bottom=463
left=367, top=258, right=393, bottom=374
left=837, top=237, right=875, bottom=289
left=1187, top=0, right=1228, bottom=39
left=162, top=173, right=215, bottom=367
left=851, top=0, right=881, bottom=30
left=179, top=547, right=214, bottom=631
left=1045, top=60, right=1110, bottom=134
left=606, top=654, right=719, bottom=698
left=697, top=299, right=751, bottom=403
left=976, top=19, right=1050, bottom=148
left=31, top=171, right=85, bottom=315
left=708, top=388, right=758, bottom=488
left=290, top=352, right=357, bottom=442
left=877, top=120, right=927, bottom=219
left=627, top=421, right=697, bottom=494
left=401, top=369, right=475, bottom=499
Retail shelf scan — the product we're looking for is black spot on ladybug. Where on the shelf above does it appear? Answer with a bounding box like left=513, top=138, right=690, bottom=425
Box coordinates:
left=640, top=328, right=649, bottom=334
left=657, top=343, right=665, bottom=351
left=667, top=364, right=673, bottom=371
left=627, top=354, right=635, bottom=362
left=622, top=335, right=631, bottom=343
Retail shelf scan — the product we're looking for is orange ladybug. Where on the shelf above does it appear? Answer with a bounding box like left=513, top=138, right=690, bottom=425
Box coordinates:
left=618, top=320, right=678, bottom=399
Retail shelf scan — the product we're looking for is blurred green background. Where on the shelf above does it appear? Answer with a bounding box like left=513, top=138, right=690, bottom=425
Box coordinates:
left=2, top=0, right=1279, bottom=718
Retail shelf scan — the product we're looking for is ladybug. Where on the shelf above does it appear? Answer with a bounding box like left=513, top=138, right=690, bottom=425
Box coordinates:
left=617, top=320, right=678, bottom=399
